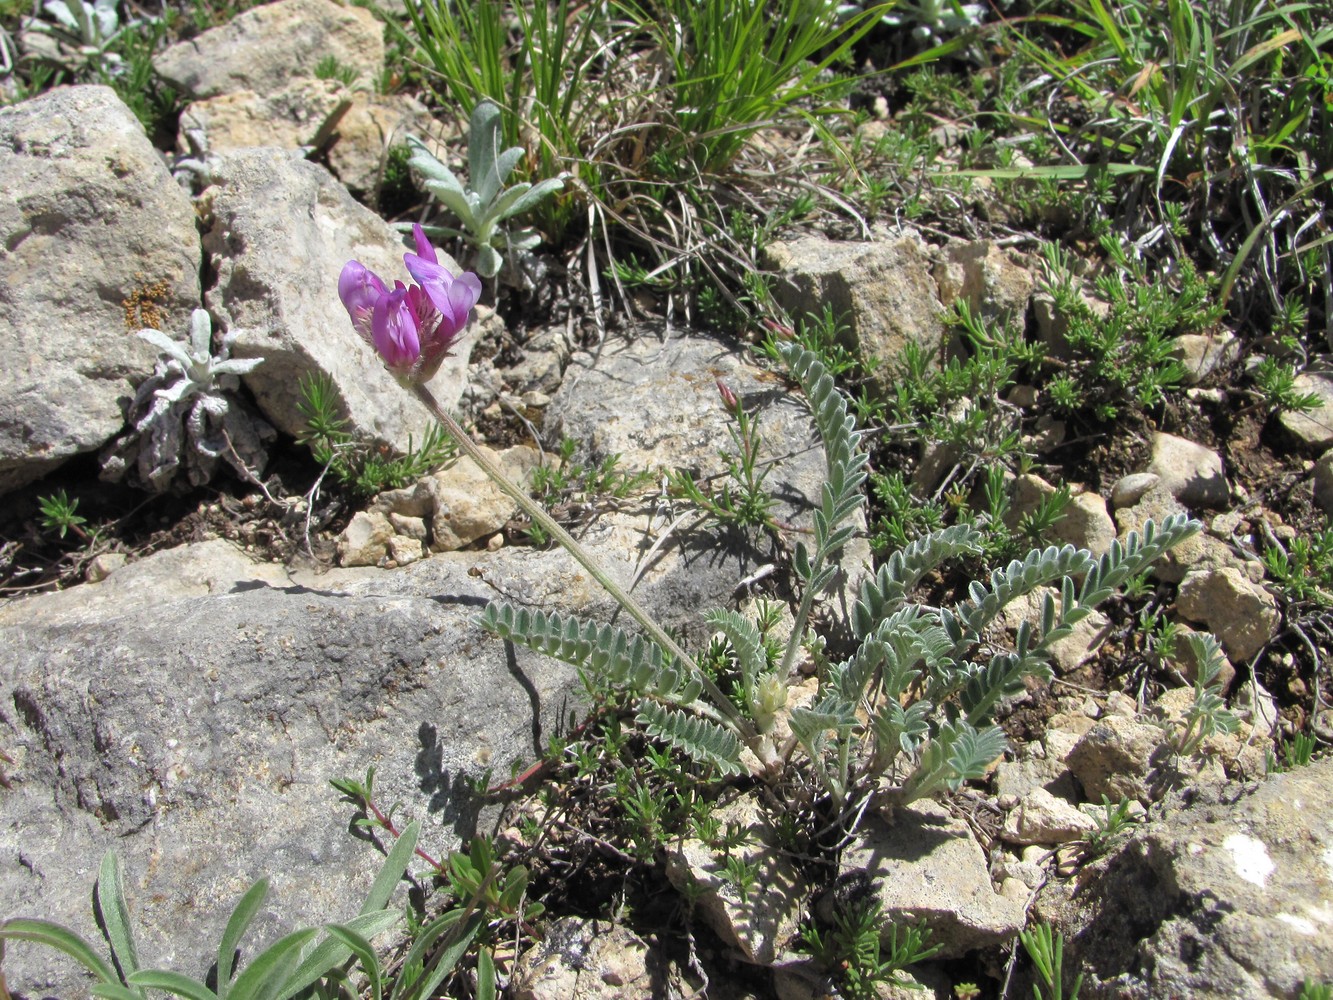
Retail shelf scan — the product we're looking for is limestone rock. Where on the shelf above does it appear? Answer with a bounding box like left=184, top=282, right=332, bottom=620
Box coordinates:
left=1007, top=474, right=1116, bottom=556
left=662, top=794, right=808, bottom=966
left=0, top=85, right=201, bottom=494
left=1170, top=332, right=1239, bottom=386
left=178, top=79, right=349, bottom=153
left=1109, top=472, right=1160, bottom=510
left=1002, top=787, right=1099, bottom=845
left=1066, top=716, right=1172, bottom=803
left=1311, top=449, right=1333, bottom=515
left=547, top=330, right=873, bottom=634
left=200, top=147, right=475, bottom=453
left=992, top=748, right=1079, bottom=803
left=326, top=91, right=435, bottom=195
left=1035, top=759, right=1333, bottom=999
left=1176, top=567, right=1279, bottom=663
left=1113, top=483, right=1253, bottom=583
left=510, top=918, right=655, bottom=1000
left=1147, top=432, right=1228, bottom=508
left=764, top=226, right=948, bottom=397
left=1278, top=371, right=1333, bottom=452
left=827, top=803, right=1026, bottom=959
left=932, top=240, right=1035, bottom=330
left=997, top=587, right=1110, bottom=674
left=337, top=509, right=394, bottom=566
left=154, top=0, right=383, bottom=100
left=370, top=446, right=543, bottom=551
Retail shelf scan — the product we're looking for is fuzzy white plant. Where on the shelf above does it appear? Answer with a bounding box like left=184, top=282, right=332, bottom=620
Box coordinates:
left=101, top=309, right=274, bottom=492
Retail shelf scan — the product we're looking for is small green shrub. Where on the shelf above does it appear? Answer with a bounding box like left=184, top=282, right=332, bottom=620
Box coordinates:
left=297, top=371, right=457, bottom=499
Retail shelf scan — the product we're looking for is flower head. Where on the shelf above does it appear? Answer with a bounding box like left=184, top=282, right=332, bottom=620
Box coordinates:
left=338, top=226, right=482, bottom=385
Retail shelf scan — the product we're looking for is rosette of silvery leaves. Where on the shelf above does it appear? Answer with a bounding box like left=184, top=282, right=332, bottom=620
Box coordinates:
left=101, top=309, right=275, bottom=493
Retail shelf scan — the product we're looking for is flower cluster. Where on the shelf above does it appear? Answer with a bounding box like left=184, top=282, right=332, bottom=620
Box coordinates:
left=338, top=224, right=483, bottom=385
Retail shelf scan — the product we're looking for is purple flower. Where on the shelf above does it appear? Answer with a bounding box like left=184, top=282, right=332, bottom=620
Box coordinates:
left=404, top=224, right=483, bottom=341
left=337, top=226, right=482, bottom=385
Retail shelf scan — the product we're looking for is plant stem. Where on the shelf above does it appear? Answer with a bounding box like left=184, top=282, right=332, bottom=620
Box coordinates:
left=411, top=383, right=758, bottom=744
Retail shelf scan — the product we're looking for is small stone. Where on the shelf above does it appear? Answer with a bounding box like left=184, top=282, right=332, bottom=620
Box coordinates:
left=827, top=802, right=1026, bottom=959
left=386, top=535, right=423, bottom=566
left=1170, top=332, right=1239, bottom=385
left=1110, top=472, right=1161, bottom=510
left=1147, top=432, right=1228, bottom=508
left=1044, top=729, right=1082, bottom=763
left=486, top=533, right=504, bottom=551
left=1067, top=715, right=1170, bottom=803
left=1104, top=691, right=1138, bottom=718
left=85, top=552, right=128, bottom=583
left=1314, top=450, right=1333, bottom=517
left=1002, top=787, right=1099, bottom=845
left=337, top=511, right=393, bottom=567
left=387, top=513, right=428, bottom=541
left=662, top=793, right=807, bottom=966
left=1176, top=567, right=1279, bottom=663
left=999, top=876, right=1031, bottom=902
left=1277, top=372, right=1333, bottom=452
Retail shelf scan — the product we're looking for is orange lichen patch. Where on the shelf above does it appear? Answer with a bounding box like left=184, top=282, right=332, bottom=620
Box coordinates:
left=123, top=275, right=172, bottom=331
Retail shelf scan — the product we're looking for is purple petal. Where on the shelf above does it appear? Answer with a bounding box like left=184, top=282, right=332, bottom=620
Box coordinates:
left=371, top=284, right=421, bottom=368
left=403, top=253, right=454, bottom=298
left=338, top=260, right=386, bottom=315
left=411, top=223, right=439, bottom=265
left=338, top=261, right=387, bottom=341
left=439, top=271, right=483, bottom=335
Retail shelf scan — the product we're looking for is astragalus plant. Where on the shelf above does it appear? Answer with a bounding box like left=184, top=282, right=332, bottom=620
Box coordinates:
left=338, top=232, right=1199, bottom=817
left=481, top=342, right=1201, bottom=812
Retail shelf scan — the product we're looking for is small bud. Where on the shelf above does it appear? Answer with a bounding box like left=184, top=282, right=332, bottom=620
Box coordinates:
left=716, top=379, right=739, bottom=411
left=762, top=318, right=795, bottom=340
left=750, top=673, right=788, bottom=732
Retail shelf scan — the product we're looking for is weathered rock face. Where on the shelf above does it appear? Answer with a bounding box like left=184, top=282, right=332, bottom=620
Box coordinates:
left=0, top=85, right=201, bottom=495
left=200, top=147, right=479, bottom=452
left=1036, top=758, right=1333, bottom=999
left=153, top=0, right=383, bottom=101
left=1277, top=370, right=1333, bottom=452
left=763, top=227, right=948, bottom=397
left=825, top=804, right=1027, bottom=959
left=545, top=330, right=874, bottom=637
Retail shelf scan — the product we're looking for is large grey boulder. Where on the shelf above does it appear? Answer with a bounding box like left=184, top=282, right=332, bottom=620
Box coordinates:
left=1036, top=758, right=1333, bottom=999
left=0, top=85, right=201, bottom=495
left=201, top=147, right=482, bottom=453
left=154, top=0, right=383, bottom=101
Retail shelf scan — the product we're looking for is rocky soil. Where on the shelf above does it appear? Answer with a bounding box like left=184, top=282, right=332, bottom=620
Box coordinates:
left=1, top=1, right=1331, bottom=998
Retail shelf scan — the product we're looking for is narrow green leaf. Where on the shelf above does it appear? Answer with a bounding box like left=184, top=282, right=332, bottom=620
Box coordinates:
left=227, top=927, right=319, bottom=1000
left=96, top=851, right=141, bottom=987
left=323, top=924, right=383, bottom=1000
left=476, top=947, right=496, bottom=1000
left=276, top=911, right=400, bottom=1000
left=217, top=878, right=269, bottom=999
left=126, top=969, right=219, bottom=1000
left=0, top=918, right=121, bottom=985
left=92, top=984, right=148, bottom=1000
left=361, top=821, right=419, bottom=915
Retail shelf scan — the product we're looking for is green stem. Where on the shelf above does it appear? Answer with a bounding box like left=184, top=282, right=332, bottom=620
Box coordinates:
left=412, top=383, right=759, bottom=744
